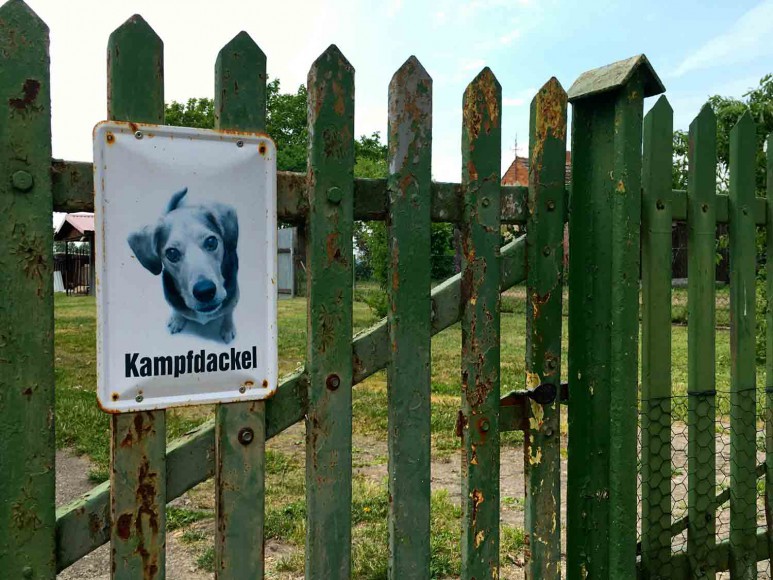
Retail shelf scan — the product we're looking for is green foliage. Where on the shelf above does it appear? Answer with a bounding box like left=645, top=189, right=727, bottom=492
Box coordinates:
left=266, top=79, right=308, bottom=172
left=164, top=98, right=214, bottom=129
left=672, top=74, right=773, bottom=195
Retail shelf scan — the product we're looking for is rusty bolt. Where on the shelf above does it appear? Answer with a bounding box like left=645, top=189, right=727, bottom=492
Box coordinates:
left=327, top=187, right=342, bottom=204
left=326, top=374, right=341, bottom=391
left=546, top=357, right=557, bottom=371
left=238, top=427, right=254, bottom=445
left=546, top=199, right=556, bottom=212
left=236, top=140, right=244, bottom=148
left=481, top=197, right=490, bottom=208
left=22, top=566, right=33, bottom=578
left=134, top=130, right=143, bottom=140
left=542, top=246, right=552, bottom=257
left=135, top=394, right=144, bottom=403
left=11, top=170, right=33, bottom=192
left=544, top=427, right=554, bottom=437
left=239, top=385, right=246, bottom=394
left=480, top=419, right=490, bottom=432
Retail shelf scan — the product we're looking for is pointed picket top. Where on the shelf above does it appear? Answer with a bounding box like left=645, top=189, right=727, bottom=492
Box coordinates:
left=308, top=44, right=354, bottom=81
left=648, top=94, right=673, bottom=117
left=307, top=44, right=354, bottom=129
left=463, top=67, right=502, bottom=143
left=0, top=0, right=48, bottom=33
left=215, top=30, right=267, bottom=132
left=530, top=76, right=568, bottom=150
left=691, top=102, right=715, bottom=126
left=731, top=109, right=757, bottom=139
left=390, top=55, right=431, bottom=88
left=109, top=13, right=161, bottom=46
left=388, top=56, right=432, bottom=175
left=107, top=14, right=163, bottom=122
left=567, top=54, right=665, bottom=102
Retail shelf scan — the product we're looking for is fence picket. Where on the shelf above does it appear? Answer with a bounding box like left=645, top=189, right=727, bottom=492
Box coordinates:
left=524, top=77, right=567, bottom=579
left=640, top=95, right=673, bottom=579
left=212, top=31, right=268, bottom=580
left=767, top=132, right=773, bottom=562
left=386, top=56, right=433, bottom=579
left=460, top=67, right=502, bottom=579
left=0, top=2, right=56, bottom=578
left=728, top=111, right=758, bottom=579
left=106, top=16, right=167, bottom=580
left=687, top=103, right=718, bottom=579
left=304, top=45, right=355, bottom=578
left=566, top=56, right=659, bottom=579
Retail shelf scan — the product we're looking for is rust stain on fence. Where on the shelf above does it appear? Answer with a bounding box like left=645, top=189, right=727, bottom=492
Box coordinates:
left=8, top=77, right=40, bottom=111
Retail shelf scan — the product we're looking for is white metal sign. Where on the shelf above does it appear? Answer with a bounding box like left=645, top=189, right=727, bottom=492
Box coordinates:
left=94, top=121, right=277, bottom=412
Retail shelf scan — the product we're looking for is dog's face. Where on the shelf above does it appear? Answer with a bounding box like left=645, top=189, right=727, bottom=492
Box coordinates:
left=128, top=189, right=238, bottom=316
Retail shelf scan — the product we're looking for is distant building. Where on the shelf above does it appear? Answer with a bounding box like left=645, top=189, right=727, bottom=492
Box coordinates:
left=502, top=152, right=571, bottom=271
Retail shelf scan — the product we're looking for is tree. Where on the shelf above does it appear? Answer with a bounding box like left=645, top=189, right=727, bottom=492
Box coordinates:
left=266, top=79, right=307, bottom=172
left=672, top=74, right=773, bottom=194
left=165, top=98, right=214, bottom=129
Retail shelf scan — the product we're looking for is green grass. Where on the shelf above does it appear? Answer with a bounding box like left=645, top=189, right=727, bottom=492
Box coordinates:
left=53, top=284, right=759, bottom=575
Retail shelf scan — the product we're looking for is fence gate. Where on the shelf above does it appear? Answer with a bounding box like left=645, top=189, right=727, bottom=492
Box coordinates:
left=2, top=0, right=773, bottom=578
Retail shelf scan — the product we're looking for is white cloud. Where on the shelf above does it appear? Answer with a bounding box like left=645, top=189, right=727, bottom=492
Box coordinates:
left=387, top=0, right=403, bottom=18
left=672, top=0, right=773, bottom=77
left=503, top=87, right=537, bottom=107
left=460, top=58, right=486, bottom=72
left=498, top=29, right=520, bottom=46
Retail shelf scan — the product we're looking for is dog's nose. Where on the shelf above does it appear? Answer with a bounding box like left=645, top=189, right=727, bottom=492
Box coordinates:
left=193, top=280, right=217, bottom=302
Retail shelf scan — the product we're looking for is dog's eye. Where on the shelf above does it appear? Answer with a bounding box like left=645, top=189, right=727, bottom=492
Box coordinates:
left=165, top=248, right=181, bottom=262
left=204, top=236, right=218, bottom=251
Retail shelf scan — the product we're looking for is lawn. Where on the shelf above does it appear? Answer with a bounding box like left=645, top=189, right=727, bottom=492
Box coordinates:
left=53, top=283, right=765, bottom=577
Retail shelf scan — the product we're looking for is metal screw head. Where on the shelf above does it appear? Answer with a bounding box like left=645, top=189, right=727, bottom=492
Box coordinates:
left=481, top=197, right=490, bottom=208
left=238, top=427, right=254, bottom=445
left=542, top=245, right=552, bottom=257
left=239, top=385, right=246, bottom=394
left=326, top=374, right=341, bottom=391
left=134, top=130, right=143, bottom=139
left=327, top=187, right=342, bottom=205
left=480, top=419, right=490, bottom=432
left=546, top=199, right=556, bottom=212
left=236, top=140, right=244, bottom=148
left=11, top=170, right=33, bottom=192
left=135, top=394, right=144, bottom=403
left=544, top=427, right=554, bottom=437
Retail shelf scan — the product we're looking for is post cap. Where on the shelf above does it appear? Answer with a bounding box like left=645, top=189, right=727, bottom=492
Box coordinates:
left=567, top=54, right=665, bottom=103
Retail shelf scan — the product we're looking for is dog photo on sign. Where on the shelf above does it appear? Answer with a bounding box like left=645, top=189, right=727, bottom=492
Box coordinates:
left=128, top=187, right=240, bottom=344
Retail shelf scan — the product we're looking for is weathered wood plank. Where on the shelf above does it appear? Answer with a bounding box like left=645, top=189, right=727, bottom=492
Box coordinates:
left=728, top=111, right=758, bottom=579
left=55, top=236, right=526, bottom=572
left=687, top=103, right=718, bottom=579
left=52, top=161, right=532, bottom=224
left=567, top=61, right=654, bottom=579
left=766, top=133, right=773, bottom=563
left=385, top=56, right=433, bottom=579
left=0, top=2, right=56, bottom=578
left=523, top=77, right=567, bottom=580
left=304, top=44, right=355, bottom=579
left=106, top=15, right=167, bottom=580
left=640, top=95, right=673, bottom=580
left=460, top=67, right=502, bottom=580
left=213, top=31, right=268, bottom=580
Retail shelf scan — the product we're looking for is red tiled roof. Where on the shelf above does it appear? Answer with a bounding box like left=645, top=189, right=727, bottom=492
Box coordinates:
left=501, top=152, right=572, bottom=186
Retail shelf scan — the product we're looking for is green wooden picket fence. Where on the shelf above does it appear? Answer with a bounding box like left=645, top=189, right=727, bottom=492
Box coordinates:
left=2, top=0, right=773, bottom=578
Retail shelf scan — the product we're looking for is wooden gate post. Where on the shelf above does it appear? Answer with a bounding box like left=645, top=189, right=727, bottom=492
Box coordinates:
left=0, top=2, right=56, bottom=577
left=565, top=55, right=664, bottom=579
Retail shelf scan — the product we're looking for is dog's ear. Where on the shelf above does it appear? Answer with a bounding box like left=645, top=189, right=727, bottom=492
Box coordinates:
left=127, top=225, right=162, bottom=275
left=209, top=203, right=238, bottom=252
left=166, top=187, right=188, bottom=213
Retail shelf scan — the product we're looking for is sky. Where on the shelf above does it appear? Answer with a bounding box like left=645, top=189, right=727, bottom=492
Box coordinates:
left=24, top=0, right=773, bottom=184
